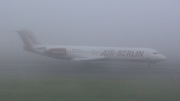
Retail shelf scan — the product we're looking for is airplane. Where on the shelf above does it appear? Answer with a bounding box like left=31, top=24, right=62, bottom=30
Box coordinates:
left=16, top=29, right=166, bottom=68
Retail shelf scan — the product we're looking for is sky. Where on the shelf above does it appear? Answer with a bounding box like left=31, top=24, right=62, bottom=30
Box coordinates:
left=0, top=0, right=180, bottom=63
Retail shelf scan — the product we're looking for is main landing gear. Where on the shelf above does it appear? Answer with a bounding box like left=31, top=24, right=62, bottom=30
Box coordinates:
left=84, top=61, right=91, bottom=68
left=148, top=63, right=151, bottom=68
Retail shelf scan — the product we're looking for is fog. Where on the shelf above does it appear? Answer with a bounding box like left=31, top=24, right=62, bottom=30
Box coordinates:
left=1, top=1, right=180, bottom=101
left=0, top=0, right=180, bottom=65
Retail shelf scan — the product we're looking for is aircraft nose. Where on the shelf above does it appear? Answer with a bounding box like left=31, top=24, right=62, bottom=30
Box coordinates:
left=159, top=54, right=166, bottom=61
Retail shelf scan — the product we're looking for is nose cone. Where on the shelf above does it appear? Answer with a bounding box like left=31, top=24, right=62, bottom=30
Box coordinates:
left=159, top=54, right=166, bottom=62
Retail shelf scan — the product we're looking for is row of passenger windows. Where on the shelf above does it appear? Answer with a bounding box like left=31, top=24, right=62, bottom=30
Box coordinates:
left=67, top=51, right=159, bottom=54
left=66, top=51, right=102, bottom=54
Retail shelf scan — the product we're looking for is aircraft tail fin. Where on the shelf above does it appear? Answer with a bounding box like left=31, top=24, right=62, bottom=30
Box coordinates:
left=16, top=29, right=44, bottom=53
left=17, top=29, right=42, bottom=47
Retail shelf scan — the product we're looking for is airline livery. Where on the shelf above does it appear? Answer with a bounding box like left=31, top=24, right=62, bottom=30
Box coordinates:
left=16, top=29, right=166, bottom=67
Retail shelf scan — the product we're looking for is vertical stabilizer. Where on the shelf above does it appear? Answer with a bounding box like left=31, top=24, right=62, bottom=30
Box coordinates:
left=17, top=29, right=41, bottom=47
left=16, top=29, right=43, bottom=53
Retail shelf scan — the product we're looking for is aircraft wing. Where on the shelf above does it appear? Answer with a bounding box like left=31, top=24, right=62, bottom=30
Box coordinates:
left=72, top=56, right=104, bottom=61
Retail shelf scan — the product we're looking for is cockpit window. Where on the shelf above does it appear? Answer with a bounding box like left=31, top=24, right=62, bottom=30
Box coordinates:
left=153, top=52, right=158, bottom=55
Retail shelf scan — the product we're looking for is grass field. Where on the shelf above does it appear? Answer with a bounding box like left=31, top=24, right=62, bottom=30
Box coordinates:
left=0, top=76, right=180, bottom=101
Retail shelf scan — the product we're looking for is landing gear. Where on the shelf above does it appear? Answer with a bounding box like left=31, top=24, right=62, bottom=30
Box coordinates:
left=148, top=63, right=151, bottom=68
left=84, top=61, right=91, bottom=68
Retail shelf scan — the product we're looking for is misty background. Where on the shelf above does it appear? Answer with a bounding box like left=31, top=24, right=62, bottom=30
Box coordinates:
left=0, top=0, right=179, bottom=65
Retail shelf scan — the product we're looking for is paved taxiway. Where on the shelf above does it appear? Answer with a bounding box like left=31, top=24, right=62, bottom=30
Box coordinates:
left=0, top=61, right=180, bottom=80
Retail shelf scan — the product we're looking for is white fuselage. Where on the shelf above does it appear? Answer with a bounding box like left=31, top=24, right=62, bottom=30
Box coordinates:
left=16, top=29, right=166, bottom=64
left=33, top=45, right=166, bottom=63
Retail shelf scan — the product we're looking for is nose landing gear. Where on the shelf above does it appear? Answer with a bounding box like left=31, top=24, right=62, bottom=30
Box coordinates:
left=147, top=62, right=156, bottom=68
